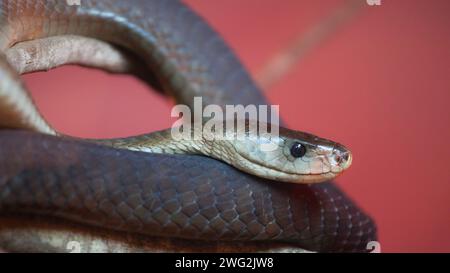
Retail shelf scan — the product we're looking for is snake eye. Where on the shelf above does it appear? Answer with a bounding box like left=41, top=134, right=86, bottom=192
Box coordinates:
left=290, top=142, right=306, bottom=158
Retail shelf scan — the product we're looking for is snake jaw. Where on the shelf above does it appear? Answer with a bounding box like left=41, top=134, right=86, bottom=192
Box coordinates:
left=209, top=127, right=353, bottom=184
left=226, top=147, right=335, bottom=183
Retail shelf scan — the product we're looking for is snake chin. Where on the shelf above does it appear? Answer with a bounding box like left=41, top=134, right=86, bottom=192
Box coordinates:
left=230, top=148, right=339, bottom=184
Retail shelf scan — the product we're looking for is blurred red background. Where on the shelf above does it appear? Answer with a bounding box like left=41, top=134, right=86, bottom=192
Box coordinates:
left=21, top=0, right=450, bottom=252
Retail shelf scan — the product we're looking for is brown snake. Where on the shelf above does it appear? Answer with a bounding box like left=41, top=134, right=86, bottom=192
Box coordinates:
left=0, top=0, right=376, bottom=252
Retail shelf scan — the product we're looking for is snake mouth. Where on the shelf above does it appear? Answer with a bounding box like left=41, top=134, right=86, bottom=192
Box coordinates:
left=233, top=149, right=339, bottom=184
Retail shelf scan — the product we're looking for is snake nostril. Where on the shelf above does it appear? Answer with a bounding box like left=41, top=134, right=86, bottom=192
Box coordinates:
left=342, top=152, right=349, bottom=162
left=335, top=152, right=350, bottom=164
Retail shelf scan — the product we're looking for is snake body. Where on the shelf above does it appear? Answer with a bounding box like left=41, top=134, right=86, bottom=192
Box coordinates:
left=1, top=0, right=352, bottom=184
left=0, top=0, right=376, bottom=252
left=0, top=130, right=375, bottom=252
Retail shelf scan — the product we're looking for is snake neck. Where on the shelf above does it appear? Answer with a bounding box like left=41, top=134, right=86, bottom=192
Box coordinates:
left=85, top=122, right=248, bottom=175
left=87, top=126, right=213, bottom=156
left=84, top=121, right=274, bottom=182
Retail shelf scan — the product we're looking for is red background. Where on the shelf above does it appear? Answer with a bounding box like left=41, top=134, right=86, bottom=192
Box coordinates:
left=22, top=0, right=450, bottom=252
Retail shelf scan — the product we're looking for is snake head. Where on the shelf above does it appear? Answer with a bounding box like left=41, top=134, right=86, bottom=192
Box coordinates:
left=225, top=124, right=352, bottom=183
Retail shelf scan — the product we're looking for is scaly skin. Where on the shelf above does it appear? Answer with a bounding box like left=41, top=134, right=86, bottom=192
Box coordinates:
left=0, top=0, right=376, bottom=251
left=0, top=130, right=376, bottom=252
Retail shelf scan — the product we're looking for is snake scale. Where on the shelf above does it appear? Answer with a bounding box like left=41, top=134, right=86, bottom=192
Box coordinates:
left=0, top=0, right=376, bottom=252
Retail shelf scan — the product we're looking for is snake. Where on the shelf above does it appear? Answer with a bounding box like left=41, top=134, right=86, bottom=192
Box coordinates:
left=0, top=0, right=376, bottom=252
